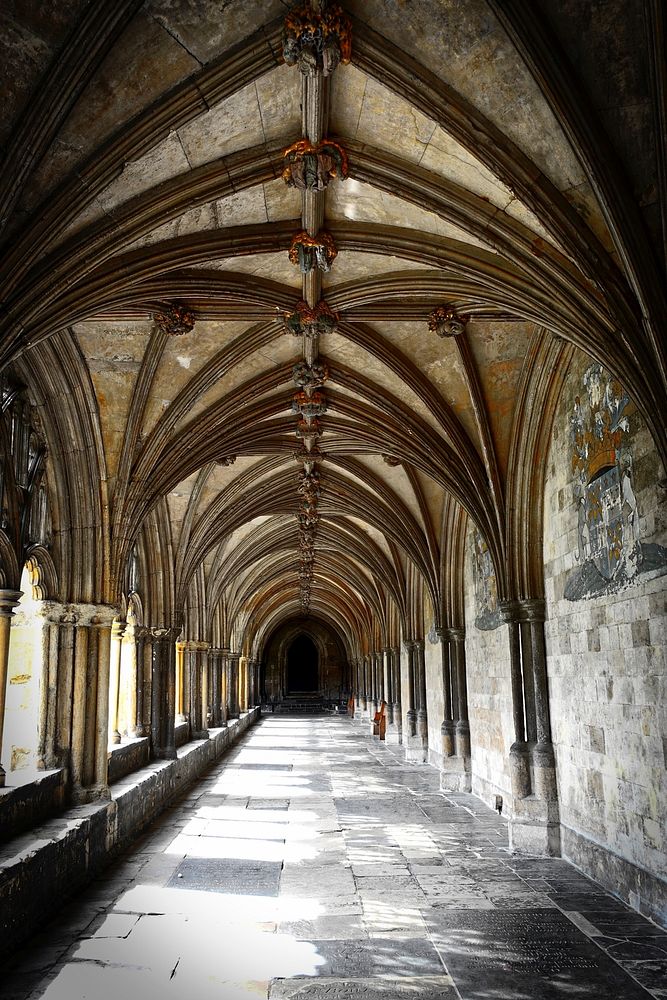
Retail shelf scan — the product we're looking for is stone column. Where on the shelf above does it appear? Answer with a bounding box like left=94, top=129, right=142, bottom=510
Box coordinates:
left=499, top=600, right=531, bottom=803
left=91, top=606, right=117, bottom=798
left=36, top=602, right=64, bottom=771
left=175, top=641, right=185, bottom=723
left=353, top=659, right=361, bottom=715
left=437, top=627, right=455, bottom=758
left=107, top=618, right=125, bottom=745
left=404, top=641, right=417, bottom=739
left=134, top=627, right=149, bottom=737
left=361, top=656, right=369, bottom=716
left=500, top=599, right=560, bottom=855
left=188, top=642, right=208, bottom=739
left=149, top=627, right=179, bottom=759
left=415, top=639, right=428, bottom=739
left=238, top=655, right=247, bottom=713
left=209, top=648, right=221, bottom=727
left=383, top=648, right=392, bottom=721
left=202, top=646, right=211, bottom=726
left=388, top=646, right=402, bottom=743
left=451, top=628, right=471, bottom=764
left=524, top=599, right=558, bottom=820
left=373, top=652, right=382, bottom=715
left=0, top=590, right=22, bottom=786
left=228, top=652, right=239, bottom=718
left=405, top=640, right=427, bottom=762
left=438, top=627, right=471, bottom=792
left=218, top=648, right=229, bottom=726
left=70, top=613, right=90, bottom=797
left=248, top=658, right=258, bottom=708
left=121, top=619, right=138, bottom=739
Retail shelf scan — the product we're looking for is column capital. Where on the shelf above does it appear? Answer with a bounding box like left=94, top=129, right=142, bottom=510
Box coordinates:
left=447, top=626, right=466, bottom=642
left=0, top=589, right=22, bottom=616
left=499, top=598, right=546, bottom=624
left=183, top=639, right=209, bottom=652
left=208, top=646, right=225, bottom=657
left=111, top=618, right=126, bottom=640
left=412, top=638, right=425, bottom=652
left=146, top=625, right=182, bottom=642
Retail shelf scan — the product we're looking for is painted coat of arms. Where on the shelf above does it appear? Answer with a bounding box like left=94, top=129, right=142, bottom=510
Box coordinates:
left=472, top=528, right=501, bottom=629
left=565, top=364, right=667, bottom=600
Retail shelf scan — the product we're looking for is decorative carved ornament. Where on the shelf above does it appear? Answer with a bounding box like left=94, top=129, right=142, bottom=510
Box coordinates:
left=217, top=455, right=237, bottom=467
left=153, top=302, right=196, bottom=336
left=294, top=444, right=324, bottom=464
left=296, top=416, right=322, bottom=440
left=284, top=299, right=339, bottom=337
left=428, top=304, right=466, bottom=338
left=288, top=231, right=337, bottom=273
left=292, top=360, right=329, bottom=390
left=292, top=389, right=327, bottom=419
left=282, top=139, right=348, bottom=190
left=283, top=3, right=352, bottom=76
left=382, top=454, right=401, bottom=467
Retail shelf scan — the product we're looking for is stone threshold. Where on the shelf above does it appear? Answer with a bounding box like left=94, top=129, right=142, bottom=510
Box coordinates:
left=0, top=708, right=259, bottom=959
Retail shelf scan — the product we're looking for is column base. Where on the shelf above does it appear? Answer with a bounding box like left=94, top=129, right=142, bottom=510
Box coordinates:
left=509, top=742, right=560, bottom=856
left=439, top=754, right=471, bottom=792
left=72, top=782, right=111, bottom=804
left=385, top=723, right=402, bottom=745
left=153, top=747, right=178, bottom=760
left=404, top=734, right=427, bottom=762
left=509, top=796, right=561, bottom=855
left=440, top=719, right=455, bottom=758
left=191, top=728, right=209, bottom=741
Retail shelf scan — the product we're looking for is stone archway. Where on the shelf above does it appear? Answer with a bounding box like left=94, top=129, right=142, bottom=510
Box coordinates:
left=286, top=634, right=319, bottom=693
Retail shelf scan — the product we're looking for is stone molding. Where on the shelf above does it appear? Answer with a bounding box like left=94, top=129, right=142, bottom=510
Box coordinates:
left=499, top=598, right=546, bottom=624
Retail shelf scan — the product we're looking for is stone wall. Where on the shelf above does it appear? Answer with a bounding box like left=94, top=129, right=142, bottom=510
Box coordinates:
left=543, top=350, right=667, bottom=923
left=464, top=529, right=515, bottom=810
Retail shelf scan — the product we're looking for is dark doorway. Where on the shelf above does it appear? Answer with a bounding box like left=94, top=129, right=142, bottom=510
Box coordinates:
left=287, top=635, right=319, bottom=693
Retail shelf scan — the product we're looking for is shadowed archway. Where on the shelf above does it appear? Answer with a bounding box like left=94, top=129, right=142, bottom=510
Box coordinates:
left=287, top=634, right=319, bottom=693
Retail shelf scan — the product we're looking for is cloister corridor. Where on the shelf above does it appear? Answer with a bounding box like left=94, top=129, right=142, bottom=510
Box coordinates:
left=3, top=714, right=665, bottom=1000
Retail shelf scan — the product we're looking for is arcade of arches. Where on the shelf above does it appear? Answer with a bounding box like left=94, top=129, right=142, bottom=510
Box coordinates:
left=0, top=0, right=665, bottom=955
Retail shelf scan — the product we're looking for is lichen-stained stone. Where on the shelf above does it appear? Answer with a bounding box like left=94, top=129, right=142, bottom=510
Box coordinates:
left=0, top=3, right=87, bottom=147
left=146, top=0, right=286, bottom=66
left=18, top=10, right=201, bottom=214
left=326, top=179, right=488, bottom=249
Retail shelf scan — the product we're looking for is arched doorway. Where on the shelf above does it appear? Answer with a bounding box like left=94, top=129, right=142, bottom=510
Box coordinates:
left=287, top=635, right=319, bottom=693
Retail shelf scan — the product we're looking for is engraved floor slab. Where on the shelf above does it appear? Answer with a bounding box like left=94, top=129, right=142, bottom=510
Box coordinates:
left=428, top=908, right=656, bottom=998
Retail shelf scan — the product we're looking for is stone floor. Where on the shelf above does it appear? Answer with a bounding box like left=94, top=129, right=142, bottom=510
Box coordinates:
left=3, top=715, right=666, bottom=999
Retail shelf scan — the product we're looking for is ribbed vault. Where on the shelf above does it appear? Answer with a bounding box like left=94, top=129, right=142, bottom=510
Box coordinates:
left=0, top=0, right=665, bottom=668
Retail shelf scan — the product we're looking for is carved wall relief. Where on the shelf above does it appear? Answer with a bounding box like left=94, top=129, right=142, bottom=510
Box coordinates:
left=283, top=139, right=348, bottom=191
left=565, top=363, right=667, bottom=600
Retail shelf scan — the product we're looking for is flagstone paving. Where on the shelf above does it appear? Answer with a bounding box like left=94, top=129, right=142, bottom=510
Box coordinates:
left=3, top=715, right=666, bottom=999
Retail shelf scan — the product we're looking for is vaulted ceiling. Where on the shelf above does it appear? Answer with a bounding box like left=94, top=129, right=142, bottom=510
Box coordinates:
left=1, top=1, right=665, bottom=656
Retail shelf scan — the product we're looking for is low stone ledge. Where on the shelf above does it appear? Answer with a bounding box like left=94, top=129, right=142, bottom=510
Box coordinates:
left=562, top=823, right=667, bottom=929
left=0, top=769, right=66, bottom=843
left=0, top=707, right=259, bottom=959
left=174, top=721, right=189, bottom=748
left=108, top=738, right=150, bottom=785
